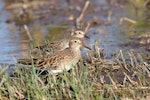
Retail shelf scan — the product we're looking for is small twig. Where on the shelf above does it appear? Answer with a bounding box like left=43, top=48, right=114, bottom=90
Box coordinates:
left=84, top=22, right=91, bottom=33
left=143, top=63, right=150, bottom=77
left=76, top=1, right=90, bottom=28
left=91, top=85, right=150, bottom=91
left=120, top=17, right=137, bottom=25
left=136, top=73, right=143, bottom=86
left=0, top=65, right=9, bottom=76
left=124, top=72, right=133, bottom=83
left=24, top=25, right=33, bottom=42
left=123, top=76, right=127, bottom=85
left=100, top=75, right=105, bottom=84
left=78, top=1, right=90, bottom=22
left=118, top=86, right=150, bottom=90
left=13, top=86, right=24, bottom=99
left=128, top=52, right=135, bottom=68
left=120, top=50, right=130, bottom=72
left=110, top=88, right=118, bottom=100
left=130, top=51, right=139, bottom=67
left=0, top=75, right=6, bottom=87
left=124, top=72, right=138, bottom=86
left=108, top=74, right=117, bottom=89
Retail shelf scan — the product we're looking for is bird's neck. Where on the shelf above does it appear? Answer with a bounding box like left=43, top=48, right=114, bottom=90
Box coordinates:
left=69, top=47, right=81, bottom=58
left=70, top=46, right=80, bottom=51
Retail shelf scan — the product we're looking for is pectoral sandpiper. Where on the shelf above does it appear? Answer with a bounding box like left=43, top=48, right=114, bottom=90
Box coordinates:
left=18, top=38, right=91, bottom=74
left=31, top=30, right=89, bottom=57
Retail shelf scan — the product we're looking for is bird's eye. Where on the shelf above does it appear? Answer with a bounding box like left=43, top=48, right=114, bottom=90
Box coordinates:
left=79, top=32, right=81, bottom=34
left=74, top=40, right=77, bottom=43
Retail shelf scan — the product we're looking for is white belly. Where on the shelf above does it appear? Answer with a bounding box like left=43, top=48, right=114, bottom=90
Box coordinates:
left=50, top=65, right=73, bottom=74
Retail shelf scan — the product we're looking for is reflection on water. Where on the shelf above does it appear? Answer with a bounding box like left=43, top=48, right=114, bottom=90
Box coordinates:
left=0, top=0, right=149, bottom=64
left=0, top=1, right=29, bottom=64
left=88, top=25, right=125, bottom=58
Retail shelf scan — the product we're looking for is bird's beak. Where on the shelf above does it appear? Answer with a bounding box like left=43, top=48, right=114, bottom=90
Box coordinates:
left=82, top=44, right=91, bottom=50
left=84, top=35, right=90, bottom=39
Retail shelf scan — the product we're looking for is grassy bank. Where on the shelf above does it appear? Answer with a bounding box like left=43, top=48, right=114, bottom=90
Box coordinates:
left=1, top=0, right=150, bottom=99
left=0, top=44, right=150, bottom=100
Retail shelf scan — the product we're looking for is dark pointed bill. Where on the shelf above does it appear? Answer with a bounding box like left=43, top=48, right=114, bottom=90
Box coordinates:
left=82, top=44, right=91, bottom=50
left=84, top=35, right=90, bottom=39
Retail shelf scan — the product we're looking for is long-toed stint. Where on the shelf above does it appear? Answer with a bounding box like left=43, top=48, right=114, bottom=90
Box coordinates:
left=18, top=38, right=91, bottom=74
left=31, top=30, right=89, bottom=57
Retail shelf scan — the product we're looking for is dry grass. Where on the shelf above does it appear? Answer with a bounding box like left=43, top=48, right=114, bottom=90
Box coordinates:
left=1, top=0, right=150, bottom=99
left=0, top=42, right=150, bottom=100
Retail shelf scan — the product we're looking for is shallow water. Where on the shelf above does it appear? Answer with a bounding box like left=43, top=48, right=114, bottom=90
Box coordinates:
left=0, top=0, right=29, bottom=64
left=0, top=0, right=149, bottom=64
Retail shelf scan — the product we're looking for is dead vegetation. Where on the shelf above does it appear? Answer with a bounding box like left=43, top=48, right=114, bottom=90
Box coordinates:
left=0, top=42, right=150, bottom=99
left=0, top=0, right=150, bottom=99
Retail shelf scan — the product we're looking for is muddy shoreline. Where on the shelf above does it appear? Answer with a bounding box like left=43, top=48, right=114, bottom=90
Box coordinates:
left=1, top=0, right=150, bottom=63
left=0, top=0, right=150, bottom=99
